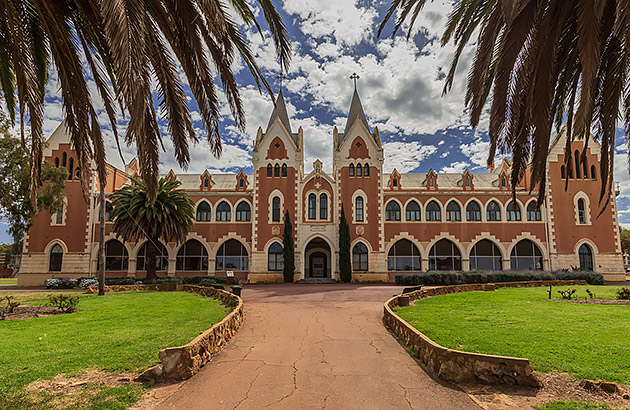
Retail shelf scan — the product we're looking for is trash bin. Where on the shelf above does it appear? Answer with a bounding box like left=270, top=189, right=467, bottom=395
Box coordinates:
left=231, top=285, right=242, bottom=297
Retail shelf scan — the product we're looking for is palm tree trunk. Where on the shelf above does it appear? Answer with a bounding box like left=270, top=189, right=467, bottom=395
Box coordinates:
left=146, top=238, right=158, bottom=283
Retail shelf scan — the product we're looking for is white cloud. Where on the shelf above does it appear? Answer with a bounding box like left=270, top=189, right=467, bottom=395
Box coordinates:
left=441, top=161, right=469, bottom=173
left=282, top=0, right=378, bottom=47
left=382, top=141, right=437, bottom=173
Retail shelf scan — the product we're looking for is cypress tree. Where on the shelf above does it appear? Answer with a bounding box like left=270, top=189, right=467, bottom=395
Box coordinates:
left=339, top=205, right=352, bottom=283
left=282, top=210, right=295, bottom=282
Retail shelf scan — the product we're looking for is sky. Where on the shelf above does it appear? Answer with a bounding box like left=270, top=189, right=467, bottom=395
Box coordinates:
left=1, top=0, right=629, bottom=243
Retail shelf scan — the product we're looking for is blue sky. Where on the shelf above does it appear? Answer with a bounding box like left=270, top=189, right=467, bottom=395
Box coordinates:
left=1, top=0, right=628, bottom=243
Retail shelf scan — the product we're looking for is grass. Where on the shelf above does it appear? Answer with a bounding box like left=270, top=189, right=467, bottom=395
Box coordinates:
left=0, top=291, right=229, bottom=409
left=0, top=277, right=17, bottom=285
left=535, top=400, right=614, bottom=410
left=395, top=286, right=630, bottom=383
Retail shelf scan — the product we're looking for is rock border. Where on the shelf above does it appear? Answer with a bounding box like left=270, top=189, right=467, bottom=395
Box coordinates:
left=384, top=280, right=588, bottom=387
left=87, top=284, right=243, bottom=382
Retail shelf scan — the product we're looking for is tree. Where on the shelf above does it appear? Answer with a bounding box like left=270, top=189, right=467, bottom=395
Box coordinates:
left=338, top=206, right=352, bottom=283
left=0, top=118, right=67, bottom=254
left=282, top=210, right=295, bottom=282
left=109, top=178, right=194, bottom=282
left=621, top=227, right=630, bottom=255
left=0, top=0, right=291, bottom=205
left=380, top=0, right=630, bottom=206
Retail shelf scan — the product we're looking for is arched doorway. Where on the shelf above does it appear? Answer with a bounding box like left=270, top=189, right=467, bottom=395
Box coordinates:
left=304, top=237, right=331, bottom=279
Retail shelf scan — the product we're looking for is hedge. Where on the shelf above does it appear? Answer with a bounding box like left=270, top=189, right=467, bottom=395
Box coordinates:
left=395, top=270, right=604, bottom=286
left=87, top=275, right=240, bottom=286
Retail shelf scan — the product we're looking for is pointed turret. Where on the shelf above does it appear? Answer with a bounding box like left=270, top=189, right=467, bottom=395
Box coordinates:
left=266, top=88, right=292, bottom=135
left=337, top=88, right=370, bottom=149
left=344, top=88, right=369, bottom=135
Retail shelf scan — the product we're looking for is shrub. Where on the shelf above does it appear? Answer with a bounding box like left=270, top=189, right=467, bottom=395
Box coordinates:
left=44, top=277, right=78, bottom=289
left=104, top=277, right=137, bottom=286
left=155, top=277, right=179, bottom=284
left=616, top=287, right=630, bottom=300
left=77, top=278, right=99, bottom=288
left=199, top=278, right=217, bottom=287
left=553, top=270, right=605, bottom=285
left=47, top=294, right=80, bottom=313
left=395, top=270, right=604, bottom=286
left=558, top=288, right=577, bottom=300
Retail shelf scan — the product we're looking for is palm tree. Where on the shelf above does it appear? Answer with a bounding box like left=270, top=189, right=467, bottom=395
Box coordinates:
left=380, top=0, right=630, bottom=206
left=109, top=177, right=194, bottom=282
left=0, top=0, right=291, bottom=204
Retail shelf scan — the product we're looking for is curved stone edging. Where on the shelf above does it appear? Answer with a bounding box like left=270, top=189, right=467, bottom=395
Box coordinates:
left=87, top=284, right=243, bottom=382
left=384, top=280, right=588, bottom=387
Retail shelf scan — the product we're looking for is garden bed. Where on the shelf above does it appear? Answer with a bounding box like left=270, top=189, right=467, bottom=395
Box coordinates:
left=0, top=291, right=230, bottom=410
left=395, top=286, right=630, bottom=383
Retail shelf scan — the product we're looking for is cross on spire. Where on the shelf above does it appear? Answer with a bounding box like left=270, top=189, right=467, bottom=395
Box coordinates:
left=276, top=73, right=287, bottom=90
left=350, top=72, right=360, bottom=90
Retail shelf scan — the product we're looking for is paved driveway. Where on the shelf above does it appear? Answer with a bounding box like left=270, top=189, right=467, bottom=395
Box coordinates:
left=155, top=284, right=479, bottom=409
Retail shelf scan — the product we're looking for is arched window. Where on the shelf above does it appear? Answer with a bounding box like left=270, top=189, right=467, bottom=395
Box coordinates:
left=268, top=242, right=284, bottom=271
left=446, top=201, right=461, bottom=221
left=176, top=239, right=208, bottom=271
left=216, top=239, right=248, bottom=271
left=55, top=157, right=59, bottom=167
left=267, top=164, right=272, bottom=177
left=591, top=165, right=596, bottom=180
left=487, top=201, right=501, bottom=221
left=55, top=204, right=64, bottom=225
left=574, top=150, right=581, bottom=179
left=308, top=193, right=317, bottom=220
left=281, top=163, right=287, bottom=177
left=274, top=163, right=280, bottom=177
left=577, top=198, right=586, bottom=224
left=527, top=201, right=541, bottom=221
left=561, top=165, right=566, bottom=179
left=388, top=239, right=421, bottom=271
left=320, top=193, right=328, bottom=219
left=510, top=239, right=543, bottom=270
left=466, top=201, right=481, bottom=221
left=356, top=163, right=363, bottom=176
left=105, top=240, right=128, bottom=271
left=62, top=152, right=67, bottom=167
left=567, top=162, right=574, bottom=178
left=137, top=241, right=169, bottom=271
left=425, top=200, right=441, bottom=221
left=385, top=201, right=401, bottom=221
left=355, top=196, right=364, bottom=222
left=75, top=168, right=80, bottom=179
left=349, top=163, right=355, bottom=177
left=429, top=239, right=461, bottom=271
left=196, top=201, right=211, bottom=222
left=49, top=244, right=63, bottom=271
left=405, top=201, right=421, bottom=221
left=578, top=243, right=594, bottom=271
left=582, top=156, right=588, bottom=179
left=68, top=157, right=74, bottom=180
left=364, top=164, right=369, bottom=176
left=236, top=201, right=251, bottom=222
left=352, top=242, right=368, bottom=271
left=506, top=201, right=522, bottom=221
left=216, top=201, right=231, bottom=221
left=470, top=240, right=502, bottom=271
left=272, top=196, right=281, bottom=222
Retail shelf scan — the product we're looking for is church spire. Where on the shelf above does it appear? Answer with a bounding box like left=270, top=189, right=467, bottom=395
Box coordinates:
left=266, top=87, right=292, bottom=135
left=343, top=75, right=369, bottom=135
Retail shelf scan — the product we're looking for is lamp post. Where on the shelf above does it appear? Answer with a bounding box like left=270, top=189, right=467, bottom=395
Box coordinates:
left=98, top=175, right=105, bottom=296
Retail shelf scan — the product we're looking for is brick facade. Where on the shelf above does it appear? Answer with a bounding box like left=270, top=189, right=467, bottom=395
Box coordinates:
left=17, top=91, right=626, bottom=285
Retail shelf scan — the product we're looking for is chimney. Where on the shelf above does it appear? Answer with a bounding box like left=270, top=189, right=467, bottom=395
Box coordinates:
left=487, top=159, right=495, bottom=173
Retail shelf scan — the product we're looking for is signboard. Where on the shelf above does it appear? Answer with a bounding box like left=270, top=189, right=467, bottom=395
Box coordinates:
left=310, top=225, right=325, bottom=232
left=226, top=271, right=234, bottom=277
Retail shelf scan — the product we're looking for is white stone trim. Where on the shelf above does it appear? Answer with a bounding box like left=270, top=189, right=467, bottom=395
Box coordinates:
left=573, top=191, right=591, bottom=225
left=351, top=189, right=368, bottom=224
left=268, top=189, right=285, bottom=223
left=423, top=197, right=444, bottom=222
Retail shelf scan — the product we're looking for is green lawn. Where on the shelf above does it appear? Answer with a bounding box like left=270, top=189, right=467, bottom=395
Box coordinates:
left=395, top=286, right=630, bottom=383
left=0, top=277, right=17, bottom=285
left=0, top=291, right=229, bottom=409
left=535, top=400, right=614, bottom=410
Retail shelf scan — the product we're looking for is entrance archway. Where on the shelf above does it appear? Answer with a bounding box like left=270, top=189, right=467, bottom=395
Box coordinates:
left=304, top=237, right=331, bottom=279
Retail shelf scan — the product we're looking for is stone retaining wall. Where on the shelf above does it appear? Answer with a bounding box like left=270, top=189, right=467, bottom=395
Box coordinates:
left=384, top=280, right=588, bottom=387
left=87, top=284, right=244, bottom=383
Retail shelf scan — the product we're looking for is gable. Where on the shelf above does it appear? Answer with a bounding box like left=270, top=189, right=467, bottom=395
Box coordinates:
left=266, top=137, right=289, bottom=160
